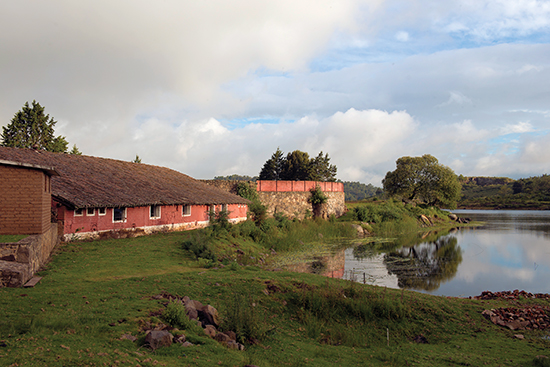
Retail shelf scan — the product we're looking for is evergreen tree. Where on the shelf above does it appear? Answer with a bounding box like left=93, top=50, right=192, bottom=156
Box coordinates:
left=69, top=144, right=82, bottom=155
left=259, top=148, right=338, bottom=181
left=1, top=101, right=68, bottom=152
left=259, top=147, right=285, bottom=180
left=310, top=151, right=337, bottom=182
left=281, top=150, right=311, bottom=181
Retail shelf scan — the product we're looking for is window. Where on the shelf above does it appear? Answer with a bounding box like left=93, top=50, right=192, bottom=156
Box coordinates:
left=113, top=207, right=126, bottom=222
left=221, top=204, right=228, bottom=212
left=150, top=205, right=161, bottom=219
left=182, top=205, right=191, bottom=216
left=86, top=208, right=95, bottom=216
left=74, top=208, right=83, bottom=216
left=98, top=208, right=106, bottom=216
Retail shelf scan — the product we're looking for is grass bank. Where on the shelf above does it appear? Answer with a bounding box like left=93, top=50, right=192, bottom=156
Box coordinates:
left=1, top=225, right=549, bottom=366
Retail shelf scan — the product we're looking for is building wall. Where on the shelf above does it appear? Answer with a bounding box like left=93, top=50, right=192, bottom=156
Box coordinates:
left=0, top=165, right=51, bottom=235
left=56, top=203, right=248, bottom=240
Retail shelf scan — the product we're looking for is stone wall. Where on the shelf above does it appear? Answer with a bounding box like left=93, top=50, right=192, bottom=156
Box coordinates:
left=0, top=223, right=58, bottom=287
left=201, top=180, right=346, bottom=220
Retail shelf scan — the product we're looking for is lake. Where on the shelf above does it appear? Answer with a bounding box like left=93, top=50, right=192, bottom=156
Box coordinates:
left=299, top=210, right=550, bottom=297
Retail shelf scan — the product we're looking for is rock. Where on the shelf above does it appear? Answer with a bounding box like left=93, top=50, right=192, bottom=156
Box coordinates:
left=198, top=304, right=220, bottom=327
left=350, top=224, right=365, bottom=237
left=120, top=333, right=137, bottom=342
left=448, top=213, right=458, bottom=221
left=419, top=215, right=432, bottom=226
left=215, top=332, right=231, bottom=343
left=185, top=303, right=198, bottom=320
left=204, top=324, right=217, bottom=338
left=174, top=334, right=186, bottom=344
left=514, top=334, right=524, bottom=340
left=225, top=330, right=237, bottom=341
left=144, top=330, right=173, bottom=350
left=181, top=341, right=194, bottom=347
left=226, top=340, right=245, bottom=350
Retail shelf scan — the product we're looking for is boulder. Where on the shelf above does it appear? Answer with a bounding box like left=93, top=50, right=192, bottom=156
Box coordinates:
left=204, top=324, right=217, bottom=338
left=448, top=213, right=458, bottom=221
left=350, top=224, right=365, bottom=237
left=198, top=304, right=220, bottom=327
left=144, top=330, right=173, bottom=350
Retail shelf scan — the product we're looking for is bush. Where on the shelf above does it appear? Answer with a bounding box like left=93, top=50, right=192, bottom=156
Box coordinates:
left=181, top=232, right=217, bottom=262
left=163, top=301, right=194, bottom=330
left=221, top=292, right=268, bottom=344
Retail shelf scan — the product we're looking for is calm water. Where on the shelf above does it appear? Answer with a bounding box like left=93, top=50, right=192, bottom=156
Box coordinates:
left=341, top=210, right=550, bottom=297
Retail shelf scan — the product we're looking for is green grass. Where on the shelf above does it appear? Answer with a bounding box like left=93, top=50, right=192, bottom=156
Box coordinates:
left=1, top=227, right=549, bottom=366
left=0, top=234, right=28, bottom=243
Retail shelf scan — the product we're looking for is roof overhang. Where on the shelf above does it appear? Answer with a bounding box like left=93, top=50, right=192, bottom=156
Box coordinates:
left=0, top=159, right=59, bottom=176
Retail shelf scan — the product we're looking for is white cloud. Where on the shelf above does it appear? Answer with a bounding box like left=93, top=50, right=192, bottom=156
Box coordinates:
left=500, top=121, right=534, bottom=135
left=395, top=31, right=410, bottom=42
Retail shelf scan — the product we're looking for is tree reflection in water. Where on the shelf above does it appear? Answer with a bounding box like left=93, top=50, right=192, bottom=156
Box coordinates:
left=383, top=236, right=463, bottom=291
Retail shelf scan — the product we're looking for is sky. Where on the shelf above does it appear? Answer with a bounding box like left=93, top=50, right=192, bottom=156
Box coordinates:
left=1, top=0, right=549, bottom=186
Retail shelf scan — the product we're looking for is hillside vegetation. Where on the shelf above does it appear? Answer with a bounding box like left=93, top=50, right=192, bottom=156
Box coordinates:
left=458, top=175, right=550, bottom=209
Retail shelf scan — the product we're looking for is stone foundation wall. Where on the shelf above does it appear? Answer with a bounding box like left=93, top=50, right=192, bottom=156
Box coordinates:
left=0, top=223, right=58, bottom=287
left=258, top=191, right=346, bottom=219
left=201, top=180, right=346, bottom=220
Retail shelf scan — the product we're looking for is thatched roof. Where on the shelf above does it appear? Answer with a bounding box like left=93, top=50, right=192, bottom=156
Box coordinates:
left=0, top=147, right=249, bottom=209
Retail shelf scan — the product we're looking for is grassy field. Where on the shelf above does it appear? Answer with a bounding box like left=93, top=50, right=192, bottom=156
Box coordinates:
left=0, top=234, right=28, bottom=243
left=1, top=224, right=549, bottom=367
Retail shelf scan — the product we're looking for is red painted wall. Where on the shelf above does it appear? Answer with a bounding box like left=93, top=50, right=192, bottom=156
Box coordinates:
left=256, top=180, right=344, bottom=193
left=55, top=203, right=248, bottom=236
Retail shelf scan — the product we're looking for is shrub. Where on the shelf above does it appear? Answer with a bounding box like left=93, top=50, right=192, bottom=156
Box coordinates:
left=221, top=292, right=267, bottom=344
left=181, top=232, right=217, bottom=262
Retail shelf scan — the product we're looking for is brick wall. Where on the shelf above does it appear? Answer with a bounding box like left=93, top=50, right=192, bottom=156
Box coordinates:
left=0, top=165, right=51, bottom=235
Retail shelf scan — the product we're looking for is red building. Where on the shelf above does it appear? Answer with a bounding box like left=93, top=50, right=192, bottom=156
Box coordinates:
left=0, top=147, right=249, bottom=241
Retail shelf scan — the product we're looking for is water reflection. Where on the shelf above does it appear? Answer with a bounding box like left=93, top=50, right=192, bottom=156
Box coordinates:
left=283, top=210, right=550, bottom=297
left=383, top=236, right=462, bottom=291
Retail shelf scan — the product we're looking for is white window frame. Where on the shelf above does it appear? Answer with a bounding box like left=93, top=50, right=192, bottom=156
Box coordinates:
left=221, top=204, right=228, bottom=212
left=86, top=208, right=95, bottom=216
left=150, top=205, right=161, bottom=219
left=98, top=207, right=107, bottom=216
left=182, top=205, right=191, bottom=217
left=74, top=208, right=83, bottom=217
left=113, top=207, right=127, bottom=223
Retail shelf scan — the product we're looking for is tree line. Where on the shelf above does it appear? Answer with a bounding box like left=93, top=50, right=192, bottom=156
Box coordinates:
left=1, top=100, right=81, bottom=154
left=259, top=148, right=337, bottom=182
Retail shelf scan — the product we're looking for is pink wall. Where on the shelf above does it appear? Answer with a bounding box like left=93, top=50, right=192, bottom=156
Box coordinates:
left=256, top=180, right=344, bottom=193
left=55, top=202, right=248, bottom=236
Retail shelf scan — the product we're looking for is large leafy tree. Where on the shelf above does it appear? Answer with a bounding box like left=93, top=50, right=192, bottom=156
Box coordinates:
left=382, top=154, right=461, bottom=208
left=1, top=100, right=69, bottom=152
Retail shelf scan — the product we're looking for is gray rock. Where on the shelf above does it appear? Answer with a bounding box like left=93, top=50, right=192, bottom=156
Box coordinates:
left=145, top=330, right=173, bottom=350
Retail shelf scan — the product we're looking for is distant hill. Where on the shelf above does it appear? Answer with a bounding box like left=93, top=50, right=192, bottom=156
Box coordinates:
left=458, top=175, right=550, bottom=209
left=213, top=174, right=257, bottom=181
left=341, top=181, right=383, bottom=202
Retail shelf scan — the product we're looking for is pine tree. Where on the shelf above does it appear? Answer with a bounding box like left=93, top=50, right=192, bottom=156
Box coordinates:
left=69, top=144, right=82, bottom=155
left=1, top=101, right=68, bottom=152
left=259, top=147, right=285, bottom=180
